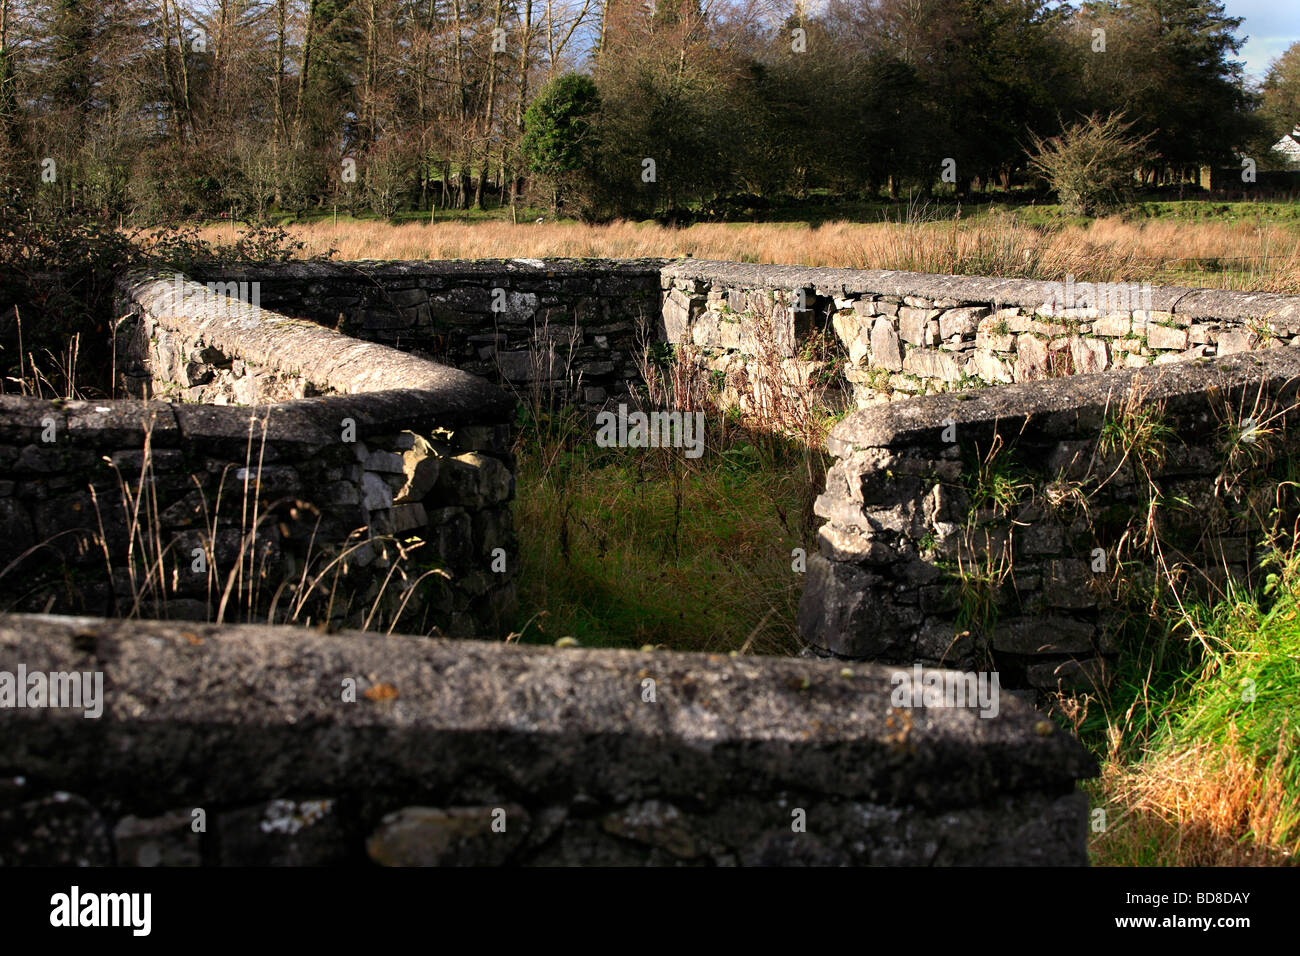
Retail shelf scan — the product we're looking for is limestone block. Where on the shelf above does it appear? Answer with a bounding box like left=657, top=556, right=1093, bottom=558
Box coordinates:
left=1092, top=314, right=1131, bottom=337
left=970, top=349, right=1012, bottom=384
left=903, top=349, right=961, bottom=383
left=938, top=307, right=989, bottom=340
left=114, top=809, right=202, bottom=867
left=1069, top=337, right=1109, bottom=375
left=438, top=452, right=514, bottom=509
left=362, top=471, right=394, bottom=511
left=1014, top=335, right=1049, bottom=382
left=692, top=310, right=723, bottom=348
left=898, top=307, right=939, bottom=345
left=1146, top=324, right=1190, bottom=351
left=1215, top=329, right=1258, bottom=355
left=975, top=315, right=1015, bottom=352
left=870, top=318, right=904, bottom=371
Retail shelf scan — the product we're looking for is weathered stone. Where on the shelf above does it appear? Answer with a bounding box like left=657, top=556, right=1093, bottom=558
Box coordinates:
left=797, top=553, right=921, bottom=659
left=1022, top=522, right=1064, bottom=554
left=816, top=522, right=894, bottom=564
left=437, top=452, right=513, bottom=509
left=899, top=308, right=939, bottom=345
left=1146, top=324, right=1190, bottom=351
left=1215, top=329, right=1258, bottom=355
left=378, top=502, right=428, bottom=535
left=938, top=307, right=988, bottom=340
left=1026, top=658, right=1109, bottom=691
left=975, top=316, right=1015, bottom=352
left=991, top=618, right=1098, bottom=655
left=832, top=311, right=869, bottom=366
left=1092, top=314, right=1131, bottom=337
left=870, top=318, right=904, bottom=371
left=362, top=471, right=394, bottom=511
left=970, top=350, right=1012, bottom=384
left=1069, top=336, right=1109, bottom=375
left=0, top=792, right=112, bottom=866
left=903, top=349, right=961, bottom=383
left=661, top=290, right=697, bottom=343
left=1, top=613, right=1098, bottom=866
left=1043, top=559, right=1096, bottom=610
left=691, top=310, right=723, bottom=348
left=1014, top=335, right=1049, bottom=381
left=114, top=808, right=202, bottom=866
left=394, top=433, right=442, bottom=504
left=601, top=800, right=708, bottom=859
left=364, top=449, right=405, bottom=474
left=1008, top=314, right=1067, bottom=337
left=217, top=799, right=349, bottom=866
left=496, top=348, right=559, bottom=382
left=367, top=805, right=529, bottom=866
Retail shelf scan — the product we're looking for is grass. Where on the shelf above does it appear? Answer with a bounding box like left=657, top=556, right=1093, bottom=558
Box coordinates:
left=1084, top=556, right=1300, bottom=865
left=509, top=405, right=816, bottom=657
left=184, top=204, right=1300, bottom=293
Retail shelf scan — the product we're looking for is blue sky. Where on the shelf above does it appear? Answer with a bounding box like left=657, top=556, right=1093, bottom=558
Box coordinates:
left=1225, top=0, right=1300, bottom=82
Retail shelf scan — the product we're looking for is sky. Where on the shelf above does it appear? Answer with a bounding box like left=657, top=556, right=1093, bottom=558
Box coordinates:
left=1225, top=0, right=1300, bottom=82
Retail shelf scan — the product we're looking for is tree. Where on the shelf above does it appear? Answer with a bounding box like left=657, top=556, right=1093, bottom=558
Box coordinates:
left=1260, top=42, right=1300, bottom=143
left=520, top=72, right=600, bottom=214
left=1073, top=0, right=1257, bottom=182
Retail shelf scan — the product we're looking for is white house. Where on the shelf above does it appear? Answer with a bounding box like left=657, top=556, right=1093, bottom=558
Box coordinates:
left=1271, top=126, right=1300, bottom=166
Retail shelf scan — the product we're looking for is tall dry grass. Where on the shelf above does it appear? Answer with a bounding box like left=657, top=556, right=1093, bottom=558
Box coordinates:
left=190, top=215, right=1300, bottom=292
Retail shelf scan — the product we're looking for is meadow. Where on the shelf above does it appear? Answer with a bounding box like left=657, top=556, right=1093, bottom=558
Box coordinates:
left=191, top=202, right=1300, bottom=293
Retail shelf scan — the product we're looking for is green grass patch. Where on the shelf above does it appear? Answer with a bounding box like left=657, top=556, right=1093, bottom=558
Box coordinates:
left=511, top=415, right=819, bottom=655
left=1081, top=558, right=1300, bottom=865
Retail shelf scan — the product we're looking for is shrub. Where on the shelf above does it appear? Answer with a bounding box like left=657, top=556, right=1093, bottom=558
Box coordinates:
left=1028, top=113, right=1152, bottom=216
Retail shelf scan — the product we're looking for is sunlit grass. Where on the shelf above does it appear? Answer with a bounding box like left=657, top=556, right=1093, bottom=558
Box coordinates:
left=1086, top=572, right=1300, bottom=865
left=183, top=209, right=1300, bottom=293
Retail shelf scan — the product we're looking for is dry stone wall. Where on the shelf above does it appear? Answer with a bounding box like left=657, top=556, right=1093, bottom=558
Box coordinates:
left=15, top=257, right=1290, bottom=866
left=183, top=259, right=665, bottom=408
left=158, top=258, right=1300, bottom=419
left=110, top=259, right=1300, bottom=674
left=0, top=273, right=523, bottom=637
left=654, top=261, right=1300, bottom=690
left=660, top=260, right=1300, bottom=411
left=0, top=614, right=1096, bottom=866
left=0, top=392, right=516, bottom=637
left=799, top=349, right=1300, bottom=691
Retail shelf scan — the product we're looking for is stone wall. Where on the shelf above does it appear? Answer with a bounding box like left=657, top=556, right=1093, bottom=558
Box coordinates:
left=109, top=258, right=1300, bottom=681
left=0, top=614, right=1096, bottom=866
left=141, top=258, right=1300, bottom=419
left=798, top=348, right=1300, bottom=691
left=660, top=260, right=1300, bottom=411
left=3, top=274, right=522, bottom=637
left=181, top=258, right=666, bottom=409
left=0, top=392, right=515, bottom=637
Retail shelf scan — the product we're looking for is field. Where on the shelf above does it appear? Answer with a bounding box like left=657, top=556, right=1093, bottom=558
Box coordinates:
left=191, top=203, right=1300, bottom=294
